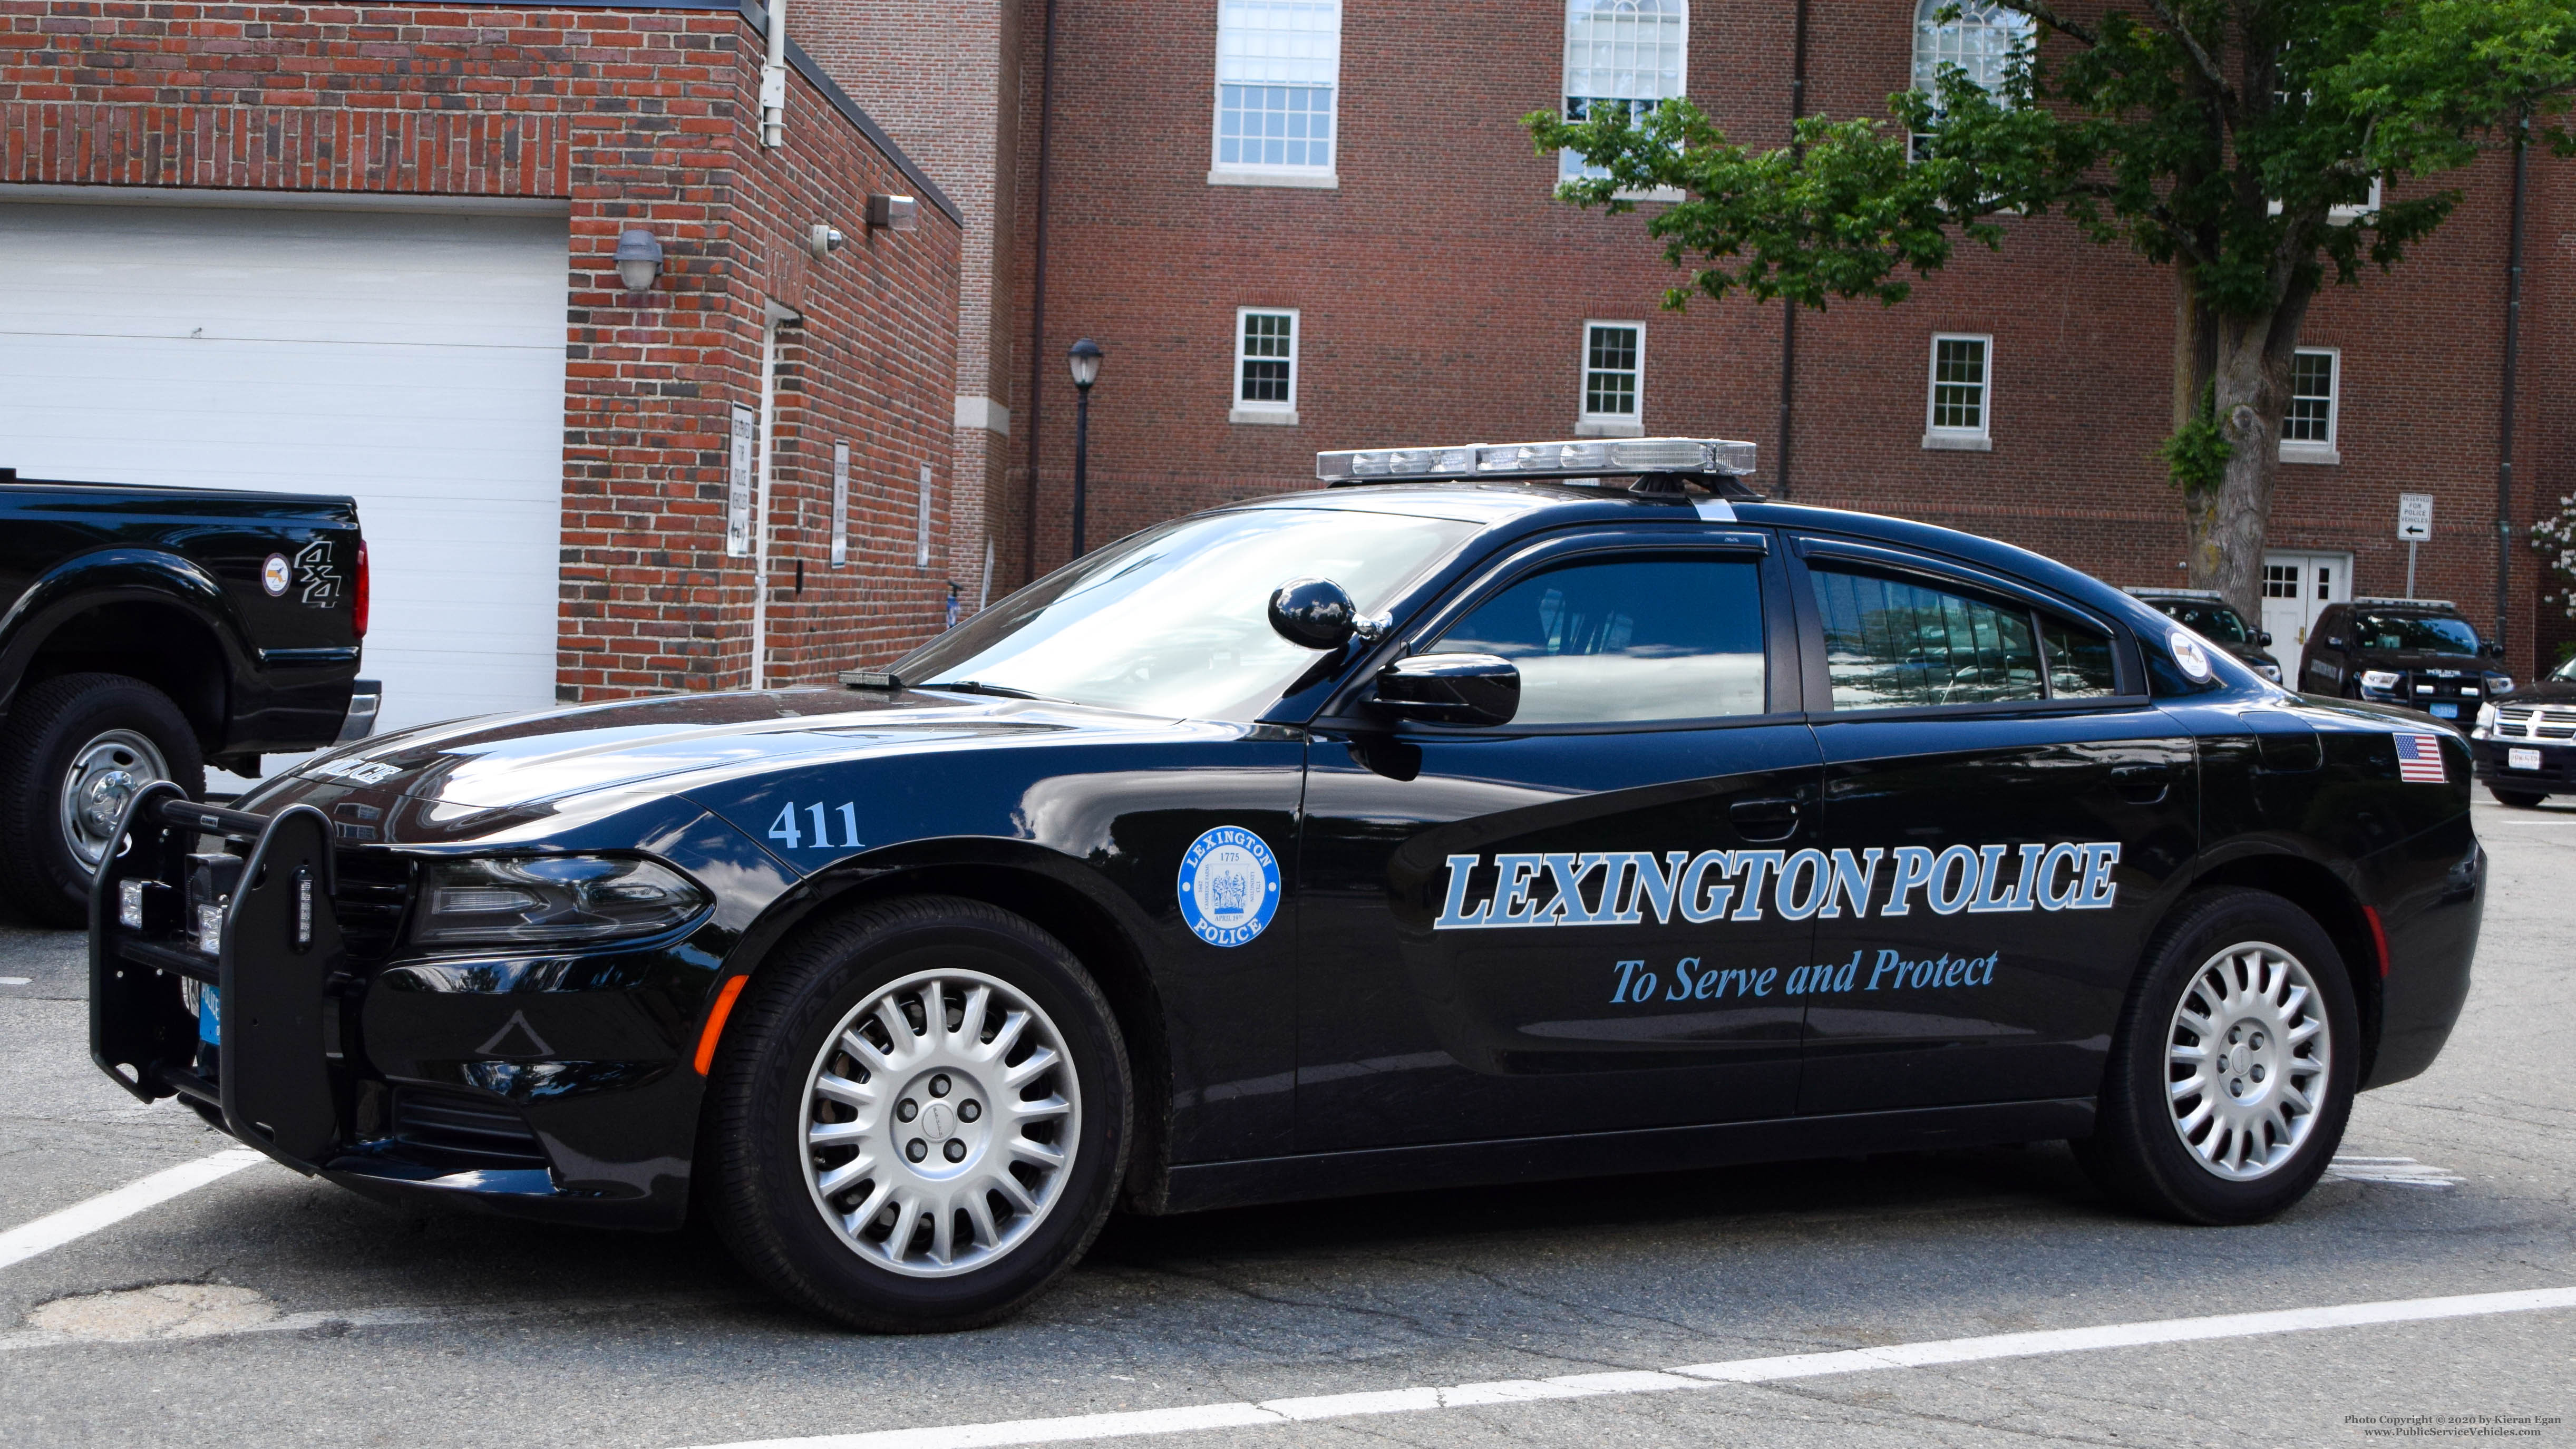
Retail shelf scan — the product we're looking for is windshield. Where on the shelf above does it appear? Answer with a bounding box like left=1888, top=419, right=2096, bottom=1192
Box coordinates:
left=2553, top=654, right=2576, bottom=684
left=2354, top=612, right=2481, bottom=656
left=890, top=507, right=1481, bottom=721
left=2154, top=601, right=2249, bottom=644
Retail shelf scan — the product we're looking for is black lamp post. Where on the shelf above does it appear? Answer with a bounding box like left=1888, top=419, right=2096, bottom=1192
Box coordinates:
left=1068, top=338, right=1103, bottom=557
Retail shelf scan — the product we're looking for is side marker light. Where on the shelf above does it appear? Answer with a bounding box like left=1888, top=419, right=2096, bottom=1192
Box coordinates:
left=694, top=975, right=751, bottom=1075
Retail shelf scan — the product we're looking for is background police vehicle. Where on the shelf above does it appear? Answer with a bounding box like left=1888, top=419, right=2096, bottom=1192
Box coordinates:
left=2471, top=650, right=2576, bottom=806
left=2124, top=587, right=2281, bottom=682
left=2295, top=597, right=2513, bottom=719
left=90, top=438, right=2483, bottom=1333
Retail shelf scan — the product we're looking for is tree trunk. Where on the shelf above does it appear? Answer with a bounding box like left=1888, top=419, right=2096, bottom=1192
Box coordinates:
left=2179, top=284, right=2313, bottom=631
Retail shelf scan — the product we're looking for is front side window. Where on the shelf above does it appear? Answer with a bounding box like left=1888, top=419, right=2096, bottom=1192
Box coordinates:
left=891, top=505, right=1477, bottom=722
left=1428, top=555, right=1765, bottom=725
left=1581, top=322, right=1644, bottom=423
left=2284, top=348, right=2339, bottom=454
left=1236, top=308, right=1298, bottom=412
left=1214, top=0, right=1340, bottom=177
left=1925, top=334, right=1991, bottom=445
left=1561, top=0, right=1687, bottom=182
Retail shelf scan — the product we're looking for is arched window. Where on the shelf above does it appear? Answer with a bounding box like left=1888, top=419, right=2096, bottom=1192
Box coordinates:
left=1561, top=0, right=1687, bottom=182
left=1912, top=0, right=2033, bottom=99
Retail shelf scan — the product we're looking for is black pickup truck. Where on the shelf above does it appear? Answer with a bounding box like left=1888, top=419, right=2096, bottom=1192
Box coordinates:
left=0, top=472, right=375, bottom=926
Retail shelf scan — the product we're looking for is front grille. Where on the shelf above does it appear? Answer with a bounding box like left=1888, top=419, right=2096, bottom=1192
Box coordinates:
left=332, top=852, right=413, bottom=966
left=388, top=1086, right=549, bottom=1169
left=2496, top=704, right=2576, bottom=741
left=2402, top=670, right=2484, bottom=705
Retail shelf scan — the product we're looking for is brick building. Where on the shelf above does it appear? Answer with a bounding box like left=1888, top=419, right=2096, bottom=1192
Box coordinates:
left=1, top=0, right=967, bottom=735
left=811, top=0, right=2572, bottom=681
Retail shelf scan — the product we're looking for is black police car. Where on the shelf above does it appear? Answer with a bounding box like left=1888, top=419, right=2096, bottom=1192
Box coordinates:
left=2125, top=588, right=2281, bottom=683
left=2296, top=597, right=2513, bottom=722
left=2472, top=651, right=2576, bottom=806
left=90, top=437, right=2483, bottom=1333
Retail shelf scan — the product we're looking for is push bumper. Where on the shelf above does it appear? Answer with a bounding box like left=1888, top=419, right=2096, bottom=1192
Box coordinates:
left=88, top=786, right=695, bottom=1227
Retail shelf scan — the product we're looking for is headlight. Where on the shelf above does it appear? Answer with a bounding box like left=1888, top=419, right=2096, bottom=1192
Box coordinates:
left=2474, top=702, right=2500, bottom=737
left=413, top=855, right=710, bottom=947
left=2487, top=673, right=2515, bottom=696
left=2360, top=670, right=2402, bottom=693
left=2256, top=660, right=2281, bottom=682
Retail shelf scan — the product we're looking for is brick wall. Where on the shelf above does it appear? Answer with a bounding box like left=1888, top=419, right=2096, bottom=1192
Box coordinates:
left=3, top=0, right=965, bottom=694
left=977, top=0, right=2566, bottom=676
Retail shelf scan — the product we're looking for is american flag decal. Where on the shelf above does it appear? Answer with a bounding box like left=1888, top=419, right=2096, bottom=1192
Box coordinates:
left=2395, top=733, right=2450, bottom=784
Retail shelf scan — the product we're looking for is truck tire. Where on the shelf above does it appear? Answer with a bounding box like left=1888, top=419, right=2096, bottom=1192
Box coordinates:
left=2486, top=787, right=2549, bottom=809
left=701, top=895, right=1131, bottom=1332
left=2071, top=888, right=2358, bottom=1225
left=0, top=673, right=205, bottom=927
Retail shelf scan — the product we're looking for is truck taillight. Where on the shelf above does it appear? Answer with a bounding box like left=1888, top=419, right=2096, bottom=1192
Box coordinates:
left=354, top=539, right=370, bottom=638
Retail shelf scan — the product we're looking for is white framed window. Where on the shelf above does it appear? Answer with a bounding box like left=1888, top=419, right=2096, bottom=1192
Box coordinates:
left=1910, top=0, right=2033, bottom=159
left=1232, top=308, right=1299, bottom=424
left=1210, top=1, right=1340, bottom=188
left=2281, top=347, right=2340, bottom=464
left=1577, top=321, right=1645, bottom=436
left=1922, top=333, right=1992, bottom=450
left=1560, top=0, right=1687, bottom=187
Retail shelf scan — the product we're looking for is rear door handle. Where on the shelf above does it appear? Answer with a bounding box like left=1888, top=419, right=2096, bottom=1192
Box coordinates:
left=1728, top=796, right=1803, bottom=842
left=2110, top=763, right=2174, bottom=803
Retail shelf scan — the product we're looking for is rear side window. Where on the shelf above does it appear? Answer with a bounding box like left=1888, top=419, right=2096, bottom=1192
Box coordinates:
left=2042, top=616, right=2118, bottom=697
left=1814, top=569, right=2040, bottom=709
left=1430, top=555, right=1765, bottom=725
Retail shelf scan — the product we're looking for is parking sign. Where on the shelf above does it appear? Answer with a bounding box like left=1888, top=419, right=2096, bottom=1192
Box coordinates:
left=2397, top=493, right=2434, bottom=542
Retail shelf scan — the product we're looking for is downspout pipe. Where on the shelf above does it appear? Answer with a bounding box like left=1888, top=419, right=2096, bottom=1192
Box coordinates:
left=1023, top=0, right=1061, bottom=586
left=751, top=316, right=782, bottom=689
left=1775, top=0, right=1810, bottom=499
left=759, top=0, right=786, bottom=147
left=2496, top=109, right=2529, bottom=666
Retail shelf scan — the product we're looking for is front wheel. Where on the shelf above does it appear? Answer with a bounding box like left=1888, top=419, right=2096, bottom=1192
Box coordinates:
left=702, top=896, right=1131, bottom=1332
left=2073, top=888, right=2359, bottom=1224
left=2487, top=786, right=2549, bottom=809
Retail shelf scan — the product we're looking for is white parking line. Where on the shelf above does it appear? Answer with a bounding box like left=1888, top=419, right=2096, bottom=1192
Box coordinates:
left=0, top=1149, right=267, bottom=1272
left=685, top=1285, right=2576, bottom=1449
left=2325, top=1155, right=2467, bottom=1188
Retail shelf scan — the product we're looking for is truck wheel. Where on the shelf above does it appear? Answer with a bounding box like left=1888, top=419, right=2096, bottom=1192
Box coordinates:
left=2486, top=787, right=2549, bottom=809
left=2071, top=888, right=2358, bottom=1225
left=0, top=673, right=205, bottom=927
left=702, top=896, right=1131, bottom=1333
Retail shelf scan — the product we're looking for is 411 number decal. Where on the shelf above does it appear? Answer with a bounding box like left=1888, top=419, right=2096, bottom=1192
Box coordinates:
left=767, top=801, right=862, bottom=852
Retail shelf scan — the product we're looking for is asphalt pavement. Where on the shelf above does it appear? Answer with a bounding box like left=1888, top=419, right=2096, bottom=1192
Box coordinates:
left=1, top=799, right=2570, bottom=1447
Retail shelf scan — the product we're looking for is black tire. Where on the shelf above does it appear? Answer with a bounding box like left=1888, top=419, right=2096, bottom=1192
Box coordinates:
left=0, top=673, right=204, bottom=928
left=2487, top=786, right=2549, bottom=809
left=702, top=895, right=1131, bottom=1333
left=2072, top=888, right=2359, bottom=1225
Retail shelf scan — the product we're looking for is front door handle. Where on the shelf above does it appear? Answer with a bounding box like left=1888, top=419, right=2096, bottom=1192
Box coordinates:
left=1729, top=796, right=1803, bottom=842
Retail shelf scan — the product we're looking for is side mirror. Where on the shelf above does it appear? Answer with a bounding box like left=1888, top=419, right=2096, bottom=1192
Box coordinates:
left=2257, top=630, right=2274, bottom=647
left=1269, top=577, right=1363, bottom=650
left=2483, top=638, right=2506, bottom=658
left=1374, top=653, right=1520, bottom=727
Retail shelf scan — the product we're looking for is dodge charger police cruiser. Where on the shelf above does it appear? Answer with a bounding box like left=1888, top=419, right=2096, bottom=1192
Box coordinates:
left=91, top=438, right=2483, bottom=1333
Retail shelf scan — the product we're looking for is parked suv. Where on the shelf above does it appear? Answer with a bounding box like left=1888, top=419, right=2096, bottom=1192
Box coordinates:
left=2473, top=651, right=2576, bottom=806
left=2124, top=588, right=2281, bottom=682
left=2295, top=598, right=2511, bottom=722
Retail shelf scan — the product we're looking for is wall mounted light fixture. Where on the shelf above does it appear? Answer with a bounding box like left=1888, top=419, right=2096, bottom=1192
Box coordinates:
left=614, top=228, right=664, bottom=293
left=867, top=194, right=919, bottom=232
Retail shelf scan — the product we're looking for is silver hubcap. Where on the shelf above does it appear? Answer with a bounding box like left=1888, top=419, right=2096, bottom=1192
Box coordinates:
left=58, top=730, right=170, bottom=870
left=2165, top=941, right=2332, bottom=1181
left=800, top=969, right=1080, bottom=1278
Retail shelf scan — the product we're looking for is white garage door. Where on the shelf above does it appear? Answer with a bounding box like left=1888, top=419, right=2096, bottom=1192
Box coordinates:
left=0, top=200, right=569, bottom=744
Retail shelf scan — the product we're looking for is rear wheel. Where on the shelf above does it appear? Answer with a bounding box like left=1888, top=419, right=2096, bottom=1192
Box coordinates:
left=0, top=673, right=203, bottom=927
left=2073, top=888, right=2358, bottom=1224
left=2487, top=786, right=2549, bottom=808
left=702, top=896, right=1130, bottom=1332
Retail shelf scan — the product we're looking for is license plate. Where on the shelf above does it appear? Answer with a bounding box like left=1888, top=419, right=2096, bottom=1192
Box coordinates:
left=2430, top=703, right=2460, bottom=719
left=2511, top=747, right=2543, bottom=772
left=198, top=985, right=221, bottom=1045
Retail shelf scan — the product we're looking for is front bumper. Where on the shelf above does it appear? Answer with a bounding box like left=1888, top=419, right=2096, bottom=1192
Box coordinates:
left=89, top=786, right=719, bottom=1229
left=2471, top=737, right=2573, bottom=794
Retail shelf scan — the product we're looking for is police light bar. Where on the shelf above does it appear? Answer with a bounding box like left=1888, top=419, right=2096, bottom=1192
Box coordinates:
left=1316, top=436, right=1758, bottom=485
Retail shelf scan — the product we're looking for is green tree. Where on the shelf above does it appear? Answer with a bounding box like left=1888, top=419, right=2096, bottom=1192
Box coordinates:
left=1530, top=2, right=2576, bottom=623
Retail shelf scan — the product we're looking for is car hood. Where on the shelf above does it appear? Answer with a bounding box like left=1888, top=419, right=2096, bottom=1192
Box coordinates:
left=242, top=687, right=1202, bottom=831
left=2503, top=678, right=2576, bottom=705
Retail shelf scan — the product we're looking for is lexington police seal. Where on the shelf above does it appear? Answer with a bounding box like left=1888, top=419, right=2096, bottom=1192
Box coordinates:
left=1177, top=826, right=1279, bottom=948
